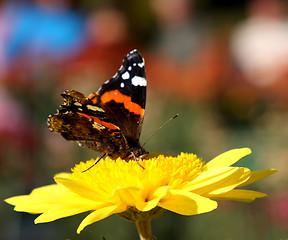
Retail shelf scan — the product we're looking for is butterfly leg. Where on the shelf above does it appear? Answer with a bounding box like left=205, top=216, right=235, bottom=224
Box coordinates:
left=131, top=151, right=145, bottom=170
left=82, top=153, right=107, bottom=173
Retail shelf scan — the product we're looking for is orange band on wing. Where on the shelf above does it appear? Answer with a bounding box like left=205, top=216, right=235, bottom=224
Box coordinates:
left=88, top=93, right=98, bottom=104
left=100, top=90, right=144, bottom=117
left=78, top=112, right=119, bottom=130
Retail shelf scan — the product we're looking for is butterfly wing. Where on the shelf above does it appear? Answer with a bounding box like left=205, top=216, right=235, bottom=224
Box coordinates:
left=47, top=90, right=128, bottom=156
left=47, top=50, right=147, bottom=159
left=90, top=49, right=147, bottom=146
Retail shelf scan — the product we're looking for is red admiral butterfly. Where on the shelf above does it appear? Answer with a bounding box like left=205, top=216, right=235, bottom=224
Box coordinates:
left=47, top=49, right=148, bottom=161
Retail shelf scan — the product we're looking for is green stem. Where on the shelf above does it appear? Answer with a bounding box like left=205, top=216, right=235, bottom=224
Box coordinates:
left=135, top=219, right=156, bottom=240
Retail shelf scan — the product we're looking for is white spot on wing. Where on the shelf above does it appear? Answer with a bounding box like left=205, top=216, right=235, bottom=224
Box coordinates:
left=138, top=62, right=144, bottom=68
left=122, top=71, right=130, bottom=80
left=120, top=82, right=125, bottom=88
left=128, top=66, right=132, bottom=71
left=131, top=76, right=147, bottom=87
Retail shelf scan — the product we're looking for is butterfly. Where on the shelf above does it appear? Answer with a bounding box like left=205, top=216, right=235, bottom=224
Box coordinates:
left=47, top=49, right=148, bottom=162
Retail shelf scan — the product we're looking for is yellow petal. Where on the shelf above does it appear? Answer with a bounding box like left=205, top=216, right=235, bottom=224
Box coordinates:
left=158, top=189, right=217, bottom=215
left=55, top=176, right=106, bottom=202
left=6, top=195, right=47, bottom=213
left=77, top=204, right=126, bottom=234
left=31, top=184, right=64, bottom=195
left=113, top=186, right=143, bottom=206
left=208, top=168, right=251, bottom=195
left=238, top=169, right=278, bottom=187
left=5, top=184, right=63, bottom=205
left=135, top=186, right=172, bottom=212
left=35, top=204, right=97, bottom=223
left=151, top=186, right=171, bottom=198
left=206, top=148, right=251, bottom=170
left=5, top=185, right=68, bottom=213
left=6, top=184, right=100, bottom=217
left=211, top=189, right=267, bottom=202
left=185, top=167, right=250, bottom=195
left=136, top=198, right=160, bottom=212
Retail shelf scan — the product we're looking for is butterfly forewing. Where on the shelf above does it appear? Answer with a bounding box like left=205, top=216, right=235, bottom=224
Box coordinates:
left=95, top=50, right=146, bottom=141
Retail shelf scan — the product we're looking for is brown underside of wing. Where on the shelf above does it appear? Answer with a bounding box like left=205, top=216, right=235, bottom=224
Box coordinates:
left=47, top=112, right=130, bottom=158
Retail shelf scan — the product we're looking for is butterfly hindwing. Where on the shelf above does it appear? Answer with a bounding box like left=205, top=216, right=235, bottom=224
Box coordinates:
left=47, top=90, right=128, bottom=154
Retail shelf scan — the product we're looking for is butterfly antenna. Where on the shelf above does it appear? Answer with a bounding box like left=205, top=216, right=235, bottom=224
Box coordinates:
left=142, top=114, right=179, bottom=147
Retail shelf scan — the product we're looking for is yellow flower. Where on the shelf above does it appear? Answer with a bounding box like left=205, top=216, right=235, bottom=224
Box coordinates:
left=5, top=148, right=276, bottom=234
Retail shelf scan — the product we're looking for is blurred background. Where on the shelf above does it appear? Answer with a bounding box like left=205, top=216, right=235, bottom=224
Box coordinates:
left=1, top=0, right=287, bottom=239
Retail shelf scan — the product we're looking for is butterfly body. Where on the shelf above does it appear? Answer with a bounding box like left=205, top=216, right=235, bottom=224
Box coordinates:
left=47, top=49, right=148, bottom=159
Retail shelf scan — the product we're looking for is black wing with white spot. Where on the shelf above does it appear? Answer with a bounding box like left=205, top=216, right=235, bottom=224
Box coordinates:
left=94, top=49, right=147, bottom=145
